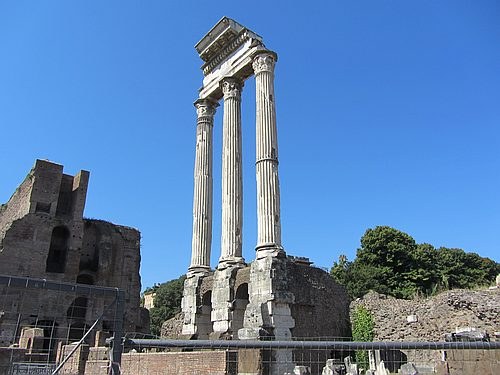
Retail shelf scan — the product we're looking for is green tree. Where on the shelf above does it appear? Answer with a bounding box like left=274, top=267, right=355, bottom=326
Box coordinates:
left=435, top=248, right=500, bottom=291
left=407, top=243, right=439, bottom=295
left=148, top=275, right=186, bottom=336
left=356, top=226, right=418, bottom=298
left=330, top=226, right=499, bottom=299
left=330, top=254, right=350, bottom=286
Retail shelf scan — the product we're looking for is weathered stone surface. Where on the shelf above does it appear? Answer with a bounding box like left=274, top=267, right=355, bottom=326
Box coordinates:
left=351, top=289, right=500, bottom=342
left=195, top=17, right=266, bottom=100
left=160, top=312, right=184, bottom=338
left=444, top=329, right=489, bottom=342
left=322, top=359, right=344, bottom=375
left=344, top=356, right=358, bottom=375
left=0, top=347, right=27, bottom=374
left=0, top=160, right=149, bottom=353
left=180, top=274, right=205, bottom=337
left=375, top=360, right=390, bottom=375
left=219, top=77, right=245, bottom=268
left=293, top=365, right=311, bottom=374
left=400, top=362, right=419, bottom=375
left=253, top=51, right=283, bottom=257
left=351, top=289, right=500, bottom=372
left=189, top=99, right=218, bottom=276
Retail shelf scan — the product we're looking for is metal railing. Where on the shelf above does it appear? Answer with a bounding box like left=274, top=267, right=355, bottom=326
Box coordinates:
left=114, top=338, right=500, bottom=375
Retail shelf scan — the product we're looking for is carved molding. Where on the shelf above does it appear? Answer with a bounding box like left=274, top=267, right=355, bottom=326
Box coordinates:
left=202, top=31, right=263, bottom=76
left=221, top=78, right=243, bottom=99
left=195, top=99, right=218, bottom=119
left=253, top=53, right=275, bottom=74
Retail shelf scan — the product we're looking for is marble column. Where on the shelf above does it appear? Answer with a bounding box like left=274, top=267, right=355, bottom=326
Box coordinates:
left=188, top=98, right=218, bottom=275
left=219, top=77, right=245, bottom=268
left=253, top=51, right=284, bottom=258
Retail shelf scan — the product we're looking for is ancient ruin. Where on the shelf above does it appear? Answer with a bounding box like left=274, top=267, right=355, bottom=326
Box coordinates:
left=180, top=17, right=350, bottom=373
left=0, top=159, right=149, bottom=362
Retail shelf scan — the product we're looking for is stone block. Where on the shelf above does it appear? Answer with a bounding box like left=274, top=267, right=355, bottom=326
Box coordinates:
left=269, top=302, right=292, bottom=316
left=375, top=360, right=390, bottom=375
left=212, top=320, right=230, bottom=333
left=293, top=365, right=311, bottom=374
left=88, top=347, right=108, bottom=361
left=406, top=314, right=418, bottom=323
left=400, top=362, right=419, bottom=375
left=19, top=327, right=44, bottom=353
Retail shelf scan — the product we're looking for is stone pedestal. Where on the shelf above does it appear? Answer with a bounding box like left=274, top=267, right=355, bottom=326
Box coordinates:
left=181, top=275, right=212, bottom=338
left=210, top=267, right=239, bottom=337
left=238, top=255, right=295, bottom=374
left=238, top=256, right=295, bottom=339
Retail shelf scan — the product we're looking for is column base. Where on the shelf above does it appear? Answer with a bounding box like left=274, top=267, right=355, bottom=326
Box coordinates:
left=187, top=265, right=211, bottom=277
left=255, top=244, right=286, bottom=259
left=216, top=257, right=246, bottom=270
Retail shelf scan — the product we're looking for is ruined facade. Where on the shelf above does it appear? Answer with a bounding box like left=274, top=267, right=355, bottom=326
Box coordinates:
left=180, top=18, right=351, bottom=374
left=0, top=159, right=148, bottom=358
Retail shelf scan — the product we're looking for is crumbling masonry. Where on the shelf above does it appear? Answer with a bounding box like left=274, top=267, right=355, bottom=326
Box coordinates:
left=0, top=159, right=149, bottom=358
left=180, top=17, right=350, bottom=374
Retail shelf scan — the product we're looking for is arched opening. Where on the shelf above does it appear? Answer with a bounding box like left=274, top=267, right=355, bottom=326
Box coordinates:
left=232, top=283, right=249, bottom=339
left=45, top=226, right=70, bottom=273
left=197, top=291, right=212, bottom=339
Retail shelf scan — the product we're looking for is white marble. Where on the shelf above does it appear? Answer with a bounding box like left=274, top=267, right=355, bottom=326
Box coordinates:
left=188, top=98, right=218, bottom=275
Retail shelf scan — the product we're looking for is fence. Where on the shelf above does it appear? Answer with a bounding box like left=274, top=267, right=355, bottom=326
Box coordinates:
left=111, top=338, right=499, bottom=375
left=0, top=274, right=124, bottom=375
left=1, top=275, right=499, bottom=374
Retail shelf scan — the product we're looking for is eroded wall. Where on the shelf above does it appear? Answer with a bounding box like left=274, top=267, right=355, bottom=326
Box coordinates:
left=0, top=160, right=148, bottom=353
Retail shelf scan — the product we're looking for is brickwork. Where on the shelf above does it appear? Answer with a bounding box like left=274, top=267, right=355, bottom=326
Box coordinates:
left=114, top=351, right=235, bottom=375
left=0, top=347, right=26, bottom=374
left=0, top=160, right=149, bottom=355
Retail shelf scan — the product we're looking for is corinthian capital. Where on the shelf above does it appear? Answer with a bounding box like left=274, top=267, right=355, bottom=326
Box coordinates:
left=221, top=77, right=243, bottom=100
left=252, top=52, right=276, bottom=74
left=194, top=98, right=218, bottom=119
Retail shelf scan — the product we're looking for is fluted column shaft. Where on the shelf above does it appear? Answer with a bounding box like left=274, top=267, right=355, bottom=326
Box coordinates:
left=253, top=52, right=283, bottom=256
left=189, top=98, right=218, bottom=275
left=219, top=77, right=245, bottom=267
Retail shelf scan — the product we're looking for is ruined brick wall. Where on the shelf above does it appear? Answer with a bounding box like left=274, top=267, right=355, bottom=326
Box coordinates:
left=0, top=169, right=33, bottom=245
left=0, top=160, right=87, bottom=282
left=287, top=262, right=351, bottom=339
left=0, top=348, right=27, bottom=374
left=0, top=160, right=148, bottom=352
left=107, top=351, right=236, bottom=375
left=80, top=219, right=146, bottom=333
left=286, top=262, right=351, bottom=374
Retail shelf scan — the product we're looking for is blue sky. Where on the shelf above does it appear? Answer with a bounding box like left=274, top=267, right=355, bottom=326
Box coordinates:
left=1, top=1, right=499, bottom=289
